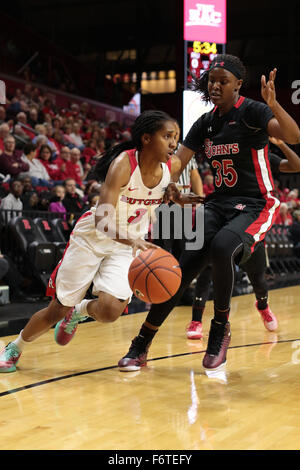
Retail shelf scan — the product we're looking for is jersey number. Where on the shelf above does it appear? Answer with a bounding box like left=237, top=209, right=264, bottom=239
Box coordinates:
left=211, top=159, right=238, bottom=188
left=127, top=208, right=148, bottom=225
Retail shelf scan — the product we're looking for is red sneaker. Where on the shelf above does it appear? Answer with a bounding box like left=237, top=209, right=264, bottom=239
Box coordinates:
left=118, top=336, right=152, bottom=372
left=54, top=308, right=88, bottom=346
left=255, top=302, right=278, bottom=331
left=186, top=321, right=203, bottom=339
left=202, top=320, right=231, bottom=370
left=0, top=343, right=22, bottom=373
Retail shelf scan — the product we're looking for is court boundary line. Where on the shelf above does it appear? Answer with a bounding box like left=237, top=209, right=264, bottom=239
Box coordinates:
left=0, top=337, right=298, bottom=398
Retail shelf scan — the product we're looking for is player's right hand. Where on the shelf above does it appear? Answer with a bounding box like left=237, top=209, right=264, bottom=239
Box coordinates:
left=131, top=238, right=158, bottom=257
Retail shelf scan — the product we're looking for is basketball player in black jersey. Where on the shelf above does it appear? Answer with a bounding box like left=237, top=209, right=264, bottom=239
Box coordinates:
left=188, top=138, right=300, bottom=339
left=118, top=54, right=300, bottom=372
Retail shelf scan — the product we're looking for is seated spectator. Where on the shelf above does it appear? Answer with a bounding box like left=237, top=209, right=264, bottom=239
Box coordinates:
left=36, top=191, right=51, bottom=211
left=82, top=138, right=103, bottom=165
left=289, top=210, right=300, bottom=258
left=203, top=173, right=214, bottom=196
left=63, top=124, right=75, bottom=146
left=20, top=142, right=53, bottom=188
left=0, top=123, right=11, bottom=154
left=35, top=134, right=48, bottom=150
left=286, top=189, right=300, bottom=210
left=0, top=179, right=23, bottom=222
left=44, top=123, right=60, bottom=154
left=88, top=192, right=99, bottom=208
left=27, top=107, right=39, bottom=128
left=82, top=179, right=101, bottom=201
left=42, top=98, right=56, bottom=119
left=19, top=175, right=39, bottom=211
left=62, top=178, right=84, bottom=216
left=16, top=112, right=36, bottom=139
left=48, top=184, right=67, bottom=218
left=22, top=190, right=39, bottom=211
left=0, top=136, right=29, bottom=177
left=39, top=144, right=63, bottom=181
left=70, top=123, right=84, bottom=149
left=54, top=146, right=76, bottom=180
left=70, top=147, right=85, bottom=189
left=275, top=202, right=293, bottom=226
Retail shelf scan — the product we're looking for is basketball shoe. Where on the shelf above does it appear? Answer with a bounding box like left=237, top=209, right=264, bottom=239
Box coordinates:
left=202, top=319, right=231, bottom=370
left=54, top=308, right=88, bottom=346
left=255, top=301, right=278, bottom=331
left=118, top=336, right=152, bottom=371
left=0, top=343, right=22, bottom=373
left=186, top=321, right=203, bottom=339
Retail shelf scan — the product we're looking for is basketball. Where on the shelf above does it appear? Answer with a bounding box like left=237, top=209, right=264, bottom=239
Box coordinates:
left=128, top=247, right=182, bottom=304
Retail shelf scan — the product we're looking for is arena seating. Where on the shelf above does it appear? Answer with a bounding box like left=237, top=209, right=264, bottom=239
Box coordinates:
left=8, top=216, right=57, bottom=290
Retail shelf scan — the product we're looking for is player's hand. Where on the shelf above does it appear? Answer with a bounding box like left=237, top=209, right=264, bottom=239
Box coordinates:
left=269, top=136, right=284, bottom=146
left=163, top=183, right=205, bottom=206
left=174, top=192, right=205, bottom=206
left=261, top=68, right=277, bottom=107
left=131, top=238, right=158, bottom=257
left=163, top=182, right=180, bottom=203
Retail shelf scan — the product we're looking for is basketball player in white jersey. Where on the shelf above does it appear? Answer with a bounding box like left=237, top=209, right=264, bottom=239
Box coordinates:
left=0, top=110, right=203, bottom=373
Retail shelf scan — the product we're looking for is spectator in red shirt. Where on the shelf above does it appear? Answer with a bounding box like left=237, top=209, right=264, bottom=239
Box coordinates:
left=275, top=203, right=293, bottom=226
left=16, top=112, right=36, bottom=139
left=42, top=99, right=55, bottom=119
left=0, top=136, right=29, bottom=177
left=54, top=146, right=74, bottom=179
left=39, top=145, right=63, bottom=181
left=69, top=147, right=85, bottom=189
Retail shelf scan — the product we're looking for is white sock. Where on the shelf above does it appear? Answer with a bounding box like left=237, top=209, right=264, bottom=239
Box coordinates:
left=12, top=330, right=29, bottom=352
left=75, top=299, right=92, bottom=317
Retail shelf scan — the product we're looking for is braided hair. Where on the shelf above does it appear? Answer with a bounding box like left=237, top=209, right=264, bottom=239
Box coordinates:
left=191, top=54, right=247, bottom=103
left=93, top=110, right=175, bottom=182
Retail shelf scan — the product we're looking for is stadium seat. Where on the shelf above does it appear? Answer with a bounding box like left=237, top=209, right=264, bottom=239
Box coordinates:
left=51, top=218, right=72, bottom=242
left=33, top=217, right=67, bottom=263
left=8, top=216, right=57, bottom=290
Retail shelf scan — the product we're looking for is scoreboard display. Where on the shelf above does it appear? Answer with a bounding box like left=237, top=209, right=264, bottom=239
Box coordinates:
left=185, top=40, right=224, bottom=87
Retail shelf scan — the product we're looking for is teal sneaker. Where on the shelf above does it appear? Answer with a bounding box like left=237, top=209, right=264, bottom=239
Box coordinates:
left=0, top=343, right=22, bottom=372
left=54, top=308, right=88, bottom=346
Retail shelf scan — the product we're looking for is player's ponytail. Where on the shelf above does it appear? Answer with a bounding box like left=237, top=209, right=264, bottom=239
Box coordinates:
left=92, top=110, right=175, bottom=182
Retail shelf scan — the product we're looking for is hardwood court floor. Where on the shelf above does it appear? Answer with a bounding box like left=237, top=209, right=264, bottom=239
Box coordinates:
left=0, top=285, right=299, bottom=450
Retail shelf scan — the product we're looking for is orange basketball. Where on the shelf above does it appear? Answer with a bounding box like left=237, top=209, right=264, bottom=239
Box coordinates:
left=128, top=247, right=182, bottom=304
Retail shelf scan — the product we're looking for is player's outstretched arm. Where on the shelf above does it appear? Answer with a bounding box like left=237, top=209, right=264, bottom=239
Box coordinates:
left=163, top=182, right=205, bottom=207
left=170, top=146, right=195, bottom=182
left=262, top=68, right=300, bottom=144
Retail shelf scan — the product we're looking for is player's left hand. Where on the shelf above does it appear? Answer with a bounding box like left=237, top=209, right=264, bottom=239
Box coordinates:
left=261, top=68, right=277, bottom=107
left=163, top=183, right=205, bottom=206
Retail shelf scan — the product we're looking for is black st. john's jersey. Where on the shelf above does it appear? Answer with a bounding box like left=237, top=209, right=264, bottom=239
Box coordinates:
left=183, top=96, right=275, bottom=199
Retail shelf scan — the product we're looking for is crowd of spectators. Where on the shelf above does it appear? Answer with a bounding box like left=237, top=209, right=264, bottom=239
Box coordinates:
left=0, top=83, right=133, bottom=226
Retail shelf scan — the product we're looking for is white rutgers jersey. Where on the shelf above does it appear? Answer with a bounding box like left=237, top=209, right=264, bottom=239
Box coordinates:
left=115, top=148, right=172, bottom=240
